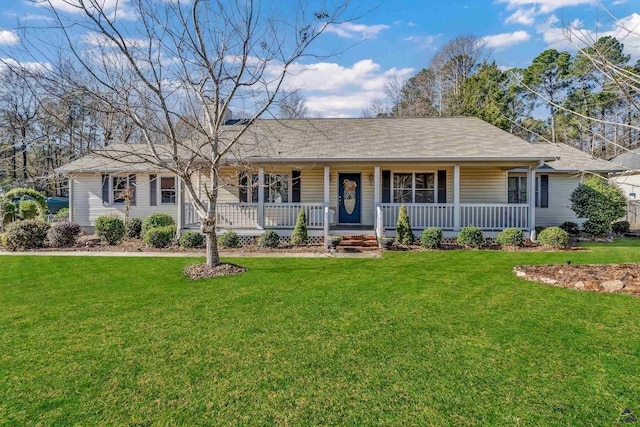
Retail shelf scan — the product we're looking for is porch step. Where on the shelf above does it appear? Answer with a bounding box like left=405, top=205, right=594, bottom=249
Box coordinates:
left=335, top=234, right=379, bottom=251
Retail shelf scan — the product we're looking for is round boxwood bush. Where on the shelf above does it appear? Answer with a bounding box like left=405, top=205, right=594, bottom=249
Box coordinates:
left=2, top=219, right=50, bottom=251
left=144, top=225, right=176, bottom=248
left=457, top=225, right=484, bottom=249
left=125, top=217, right=143, bottom=239
left=180, top=231, right=205, bottom=248
left=95, top=216, right=125, bottom=245
left=559, top=221, right=580, bottom=236
left=54, top=207, right=70, bottom=222
left=421, top=227, right=442, bottom=249
left=612, top=220, right=630, bottom=235
left=218, top=230, right=240, bottom=248
left=47, top=221, right=82, bottom=248
left=19, top=199, right=40, bottom=220
left=495, top=228, right=524, bottom=247
left=142, top=213, right=175, bottom=237
left=537, top=226, right=569, bottom=249
left=258, top=230, right=280, bottom=248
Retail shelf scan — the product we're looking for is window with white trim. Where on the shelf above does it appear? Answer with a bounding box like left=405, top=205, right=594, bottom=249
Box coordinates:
left=112, top=174, right=136, bottom=204
left=508, top=176, right=527, bottom=204
left=392, top=172, right=435, bottom=203
left=251, top=173, right=289, bottom=203
left=160, top=177, right=176, bottom=204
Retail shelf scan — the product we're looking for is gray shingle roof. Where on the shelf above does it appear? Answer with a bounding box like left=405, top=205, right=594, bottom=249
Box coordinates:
left=57, top=117, right=620, bottom=173
left=529, top=142, right=623, bottom=173
left=610, top=147, right=640, bottom=171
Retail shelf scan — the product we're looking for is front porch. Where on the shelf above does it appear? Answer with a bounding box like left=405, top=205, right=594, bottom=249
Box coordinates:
left=178, top=164, right=538, bottom=246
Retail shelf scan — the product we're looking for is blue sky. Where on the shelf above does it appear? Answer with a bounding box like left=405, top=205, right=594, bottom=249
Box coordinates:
left=0, top=0, right=638, bottom=117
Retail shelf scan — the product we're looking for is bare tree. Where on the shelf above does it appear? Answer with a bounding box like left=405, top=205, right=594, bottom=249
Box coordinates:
left=8, top=0, right=351, bottom=267
left=276, top=89, right=308, bottom=119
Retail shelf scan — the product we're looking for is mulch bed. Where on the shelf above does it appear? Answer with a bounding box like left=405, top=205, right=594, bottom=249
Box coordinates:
left=184, top=262, right=247, bottom=279
left=514, top=264, right=640, bottom=296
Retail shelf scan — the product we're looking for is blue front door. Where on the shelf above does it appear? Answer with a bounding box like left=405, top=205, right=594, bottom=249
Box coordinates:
left=338, top=173, right=361, bottom=223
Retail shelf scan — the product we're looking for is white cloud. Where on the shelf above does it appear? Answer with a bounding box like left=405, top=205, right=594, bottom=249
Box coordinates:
left=496, top=0, right=595, bottom=14
left=536, top=13, right=640, bottom=59
left=324, top=22, right=390, bottom=39
left=505, top=8, right=536, bottom=25
left=403, top=35, right=440, bottom=50
left=274, top=59, right=414, bottom=117
left=0, top=58, right=51, bottom=74
left=36, top=0, right=136, bottom=20
left=482, top=31, right=531, bottom=49
left=612, top=0, right=627, bottom=4
left=0, top=30, right=19, bottom=45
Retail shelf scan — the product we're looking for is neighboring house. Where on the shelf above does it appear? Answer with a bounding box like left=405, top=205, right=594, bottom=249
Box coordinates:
left=609, top=148, right=640, bottom=229
left=56, top=117, right=622, bottom=244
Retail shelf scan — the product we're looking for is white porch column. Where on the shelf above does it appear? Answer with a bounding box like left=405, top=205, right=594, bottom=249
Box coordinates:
left=373, top=166, right=381, bottom=231
left=453, top=164, right=460, bottom=231
left=176, top=176, right=183, bottom=236
left=324, top=165, right=330, bottom=249
left=528, top=166, right=536, bottom=241
left=68, top=176, right=74, bottom=223
left=258, top=167, right=265, bottom=229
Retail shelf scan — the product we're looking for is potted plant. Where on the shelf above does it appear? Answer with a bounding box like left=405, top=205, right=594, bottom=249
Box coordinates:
left=379, top=236, right=394, bottom=250
left=329, top=235, right=343, bottom=250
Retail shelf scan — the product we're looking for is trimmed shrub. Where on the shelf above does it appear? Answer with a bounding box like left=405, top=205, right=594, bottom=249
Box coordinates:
left=291, top=209, right=309, bottom=246
left=54, top=207, right=70, bottom=222
left=612, top=220, right=630, bottom=235
left=495, top=228, right=524, bottom=247
left=421, top=227, right=442, bottom=249
left=395, top=204, right=415, bottom=244
left=570, top=176, right=626, bottom=237
left=218, top=230, right=240, bottom=248
left=144, top=225, right=176, bottom=248
left=180, top=231, right=205, bottom=248
left=125, top=217, right=143, bottom=239
left=258, top=230, right=280, bottom=248
left=142, top=213, right=175, bottom=237
left=457, top=226, right=484, bottom=249
left=4, top=188, right=46, bottom=212
left=95, top=216, right=125, bottom=245
left=3, top=201, right=15, bottom=223
left=537, top=226, right=569, bottom=249
left=559, top=221, right=580, bottom=235
left=19, top=199, right=40, bottom=220
left=47, top=221, right=82, bottom=248
left=2, top=219, right=50, bottom=251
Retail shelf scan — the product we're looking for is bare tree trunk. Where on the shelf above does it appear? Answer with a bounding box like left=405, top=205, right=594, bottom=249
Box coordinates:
left=21, top=126, right=27, bottom=179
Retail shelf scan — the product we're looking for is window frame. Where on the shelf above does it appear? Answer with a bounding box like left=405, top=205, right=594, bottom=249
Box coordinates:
left=391, top=172, right=437, bottom=204
left=111, top=174, right=136, bottom=205
left=159, top=176, right=177, bottom=205
left=250, top=173, right=291, bottom=203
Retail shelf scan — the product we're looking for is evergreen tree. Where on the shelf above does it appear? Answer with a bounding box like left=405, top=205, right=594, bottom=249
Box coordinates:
left=291, top=209, right=309, bottom=246
left=395, top=205, right=414, bottom=244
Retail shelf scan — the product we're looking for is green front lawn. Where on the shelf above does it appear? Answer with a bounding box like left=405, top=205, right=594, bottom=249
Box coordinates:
left=2, top=245, right=640, bottom=425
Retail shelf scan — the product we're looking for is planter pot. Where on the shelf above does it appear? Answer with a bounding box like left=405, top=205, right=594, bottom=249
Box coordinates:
left=379, top=238, right=394, bottom=250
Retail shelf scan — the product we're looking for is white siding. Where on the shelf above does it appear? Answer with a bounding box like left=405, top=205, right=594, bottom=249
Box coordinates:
left=72, top=173, right=178, bottom=229
left=460, top=167, right=506, bottom=203
left=610, top=174, right=640, bottom=229
left=536, top=174, right=583, bottom=227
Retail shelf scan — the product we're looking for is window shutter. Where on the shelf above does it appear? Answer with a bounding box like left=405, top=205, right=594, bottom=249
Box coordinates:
left=437, top=170, right=447, bottom=203
left=150, top=174, right=157, bottom=206
left=382, top=170, right=391, bottom=203
left=101, top=174, right=109, bottom=204
left=129, top=174, right=137, bottom=206
left=540, top=174, right=549, bottom=208
left=292, top=171, right=301, bottom=203
left=238, top=172, right=248, bottom=203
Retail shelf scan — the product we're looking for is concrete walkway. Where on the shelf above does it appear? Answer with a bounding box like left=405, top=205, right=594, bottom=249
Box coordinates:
left=0, top=250, right=381, bottom=258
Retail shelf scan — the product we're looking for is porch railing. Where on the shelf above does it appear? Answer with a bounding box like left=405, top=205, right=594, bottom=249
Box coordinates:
left=381, top=203, right=455, bottom=230
left=460, top=203, right=529, bottom=230
left=183, top=202, right=325, bottom=229
left=264, top=203, right=325, bottom=229
left=183, top=202, right=259, bottom=229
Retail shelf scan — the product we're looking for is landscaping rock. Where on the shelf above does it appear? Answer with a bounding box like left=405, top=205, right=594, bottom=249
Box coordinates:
left=540, top=277, right=558, bottom=285
left=600, top=280, right=624, bottom=291
left=574, top=281, right=585, bottom=289
left=515, top=270, right=527, bottom=277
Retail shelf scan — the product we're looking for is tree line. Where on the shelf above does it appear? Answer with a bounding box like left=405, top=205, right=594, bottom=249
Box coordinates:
left=364, top=34, right=640, bottom=159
